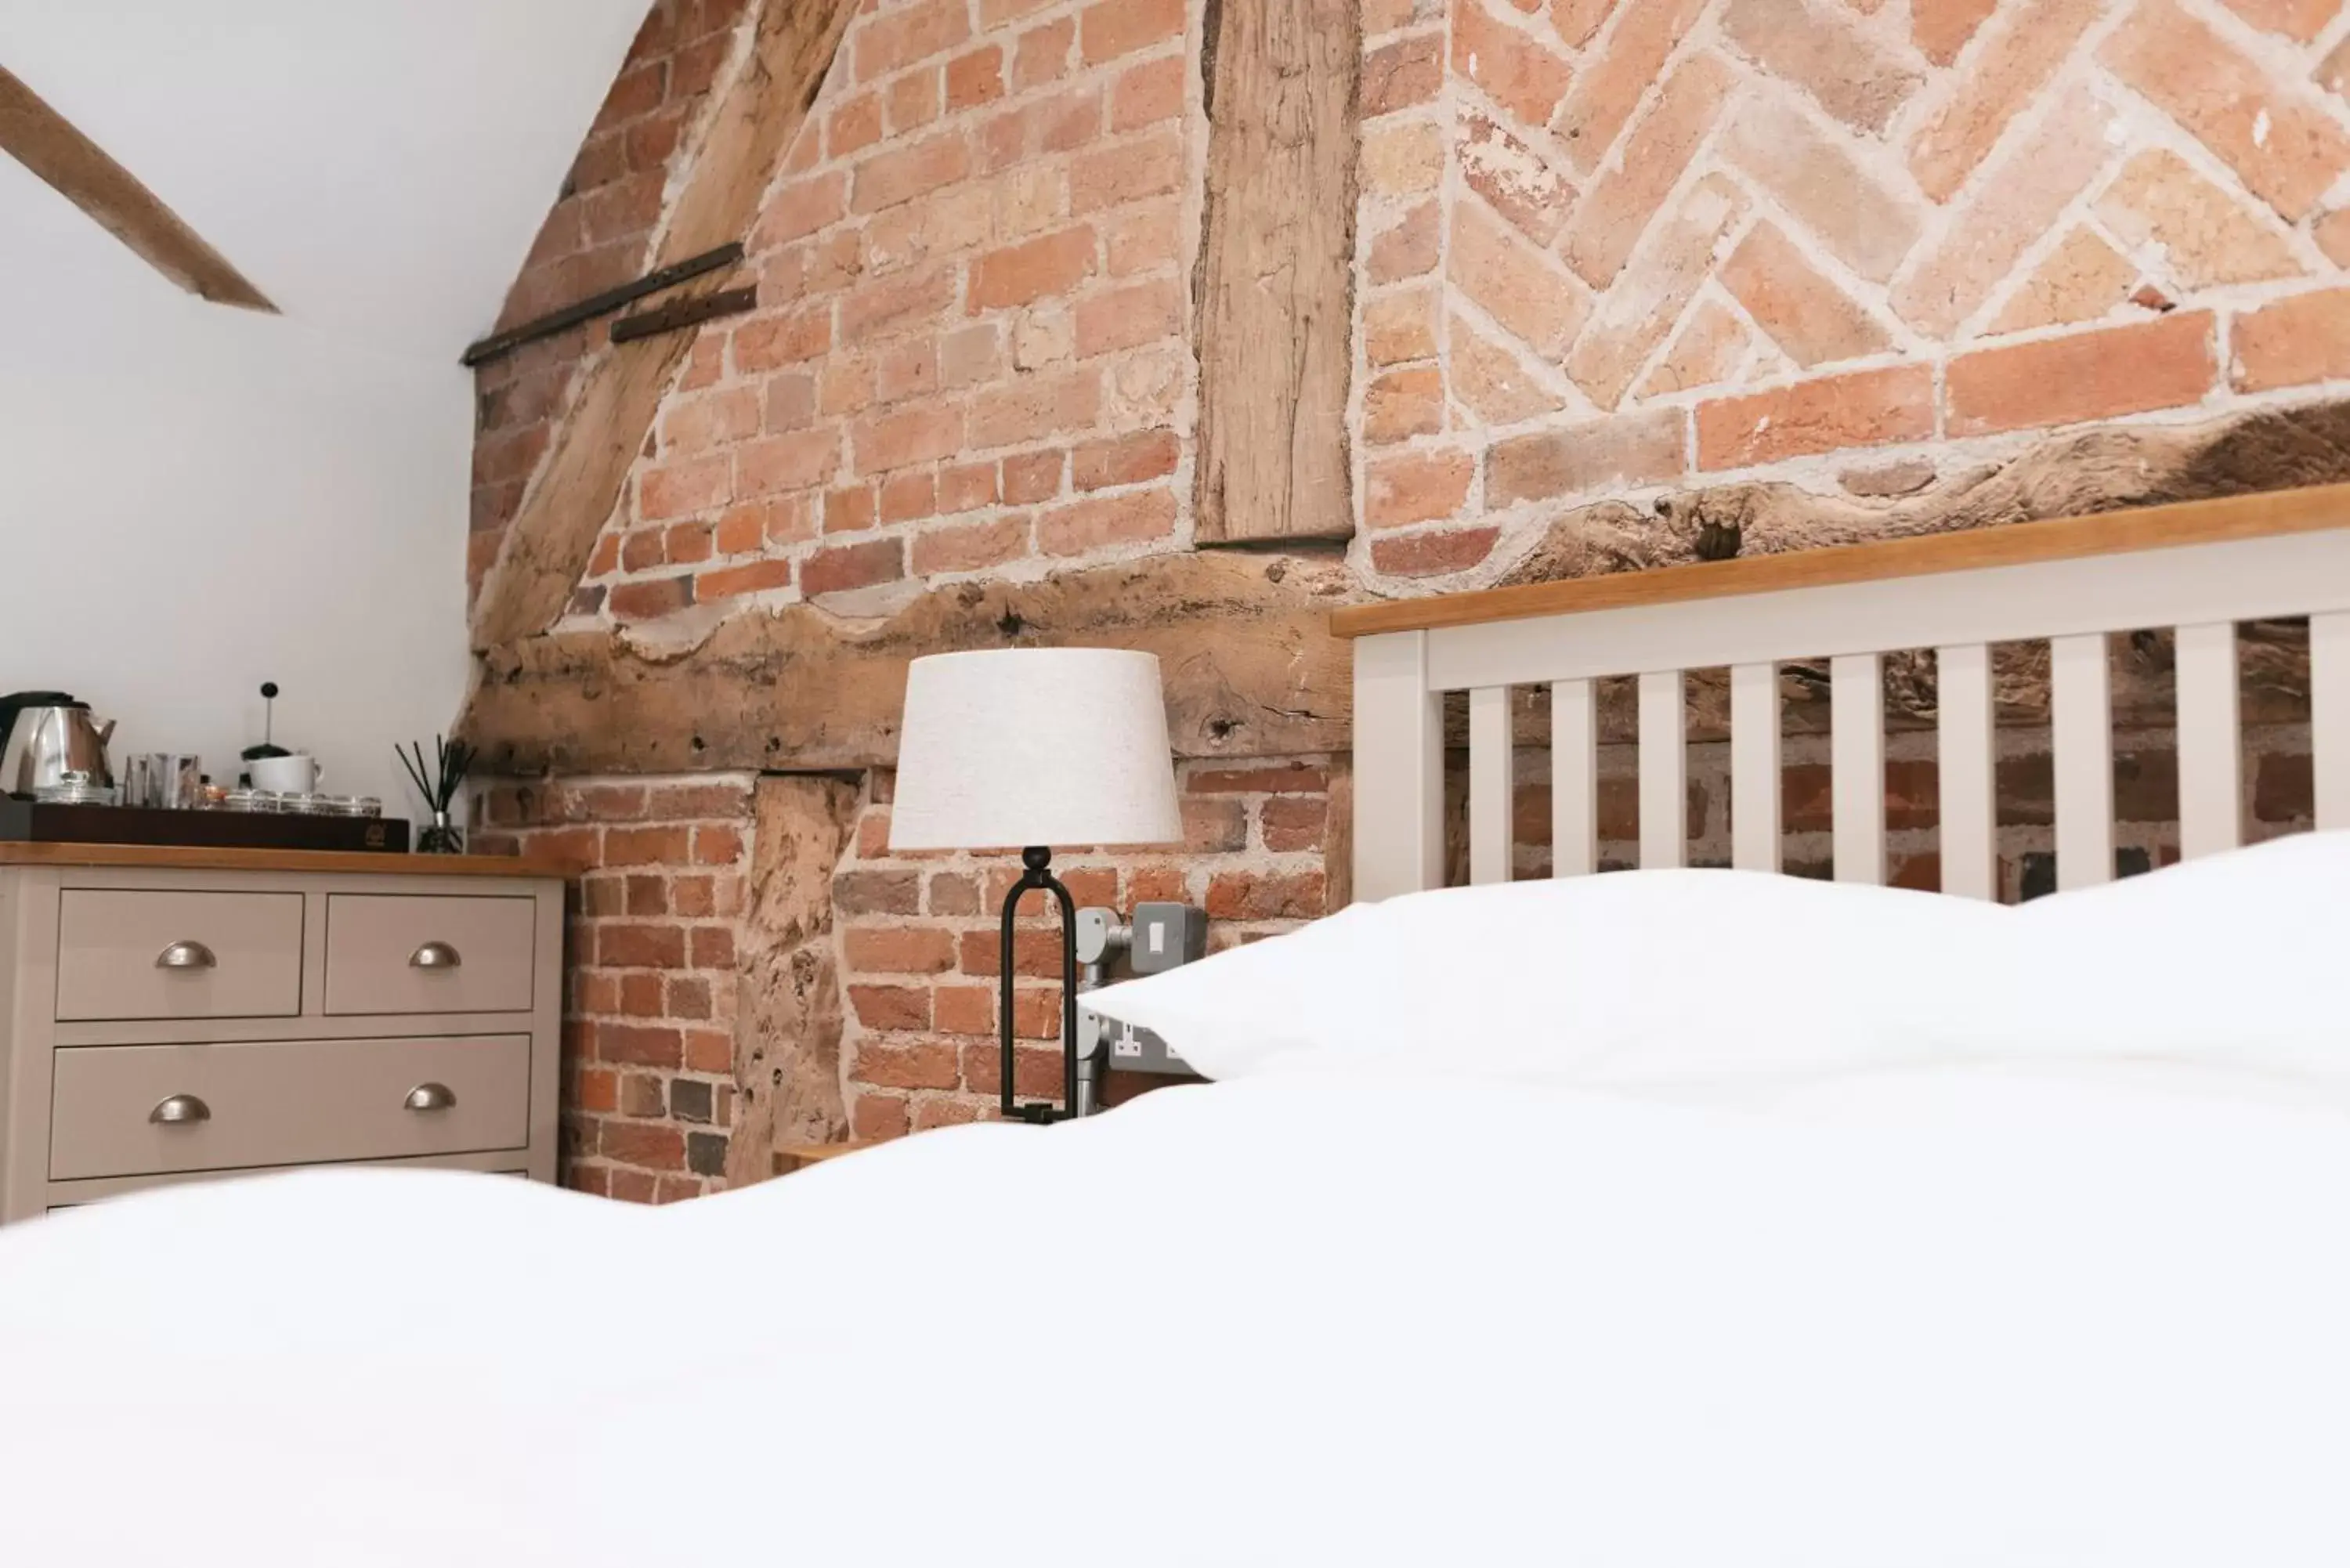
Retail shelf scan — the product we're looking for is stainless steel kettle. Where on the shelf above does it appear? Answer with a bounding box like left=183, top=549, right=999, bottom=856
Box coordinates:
left=0, top=693, right=118, bottom=796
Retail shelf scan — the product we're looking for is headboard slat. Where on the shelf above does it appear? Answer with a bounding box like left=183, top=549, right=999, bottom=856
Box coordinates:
left=2175, top=622, right=2245, bottom=861
left=2313, top=611, right=2350, bottom=833
left=2050, top=634, right=2117, bottom=891
left=1551, top=681, right=1599, bottom=879
left=1729, top=663, right=1781, bottom=874
left=1936, top=644, right=1999, bottom=901
left=1830, top=654, right=1887, bottom=886
left=1467, top=687, right=1513, bottom=887
left=1637, top=671, right=1687, bottom=871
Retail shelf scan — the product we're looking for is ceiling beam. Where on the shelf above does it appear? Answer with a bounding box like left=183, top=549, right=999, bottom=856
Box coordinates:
left=0, top=64, right=277, bottom=313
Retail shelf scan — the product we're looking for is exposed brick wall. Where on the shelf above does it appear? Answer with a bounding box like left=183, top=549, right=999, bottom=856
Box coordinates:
left=473, top=775, right=757, bottom=1201
left=1357, top=0, right=2350, bottom=581
left=829, top=759, right=1332, bottom=1137
left=470, top=0, right=2350, bottom=1202
left=469, top=0, right=751, bottom=601
left=559, top=0, right=1199, bottom=629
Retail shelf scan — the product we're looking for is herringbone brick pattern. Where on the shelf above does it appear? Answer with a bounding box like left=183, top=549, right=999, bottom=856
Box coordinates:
left=1359, top=0, right=2350, bottom=577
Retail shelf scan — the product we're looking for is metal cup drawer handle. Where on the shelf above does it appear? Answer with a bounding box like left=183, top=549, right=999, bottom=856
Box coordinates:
left=155, top=941, right=217, bottom=970
left=404, top=1082, right=457, bottom=1113
left=409, top=941, right=462, bottom=970
left=149, top=1093, right=212, bottom=1126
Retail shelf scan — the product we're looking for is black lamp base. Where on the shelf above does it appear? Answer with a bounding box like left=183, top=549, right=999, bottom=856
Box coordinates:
left=1000, top=844, right=1079, bottom=1122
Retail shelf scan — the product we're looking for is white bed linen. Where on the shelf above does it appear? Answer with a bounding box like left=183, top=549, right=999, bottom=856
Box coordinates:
left=2, top=1064, right=2347, bottom=1566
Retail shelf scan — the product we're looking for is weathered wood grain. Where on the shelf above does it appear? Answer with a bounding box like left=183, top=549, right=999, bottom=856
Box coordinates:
left=1191, top=0, right=1360, bottom=543
left=463, top=551, right=1358, bottom=772
left=0, top=66, right=275, bottom=311
left=468, top=0, right=857, bottom=650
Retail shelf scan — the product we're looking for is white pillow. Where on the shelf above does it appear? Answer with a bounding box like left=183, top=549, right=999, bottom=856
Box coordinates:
left=1996, top=830, right=2350, bottom=1077
left=1086, top=869, right=2014, bottom=1089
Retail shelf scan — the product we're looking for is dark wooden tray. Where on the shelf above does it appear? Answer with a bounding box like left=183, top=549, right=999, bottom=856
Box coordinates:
left=0, top=798, right=410, bottom=853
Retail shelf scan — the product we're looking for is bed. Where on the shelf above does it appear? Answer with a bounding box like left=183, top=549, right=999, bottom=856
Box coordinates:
left=6, top=486, right=2350, bottom=1566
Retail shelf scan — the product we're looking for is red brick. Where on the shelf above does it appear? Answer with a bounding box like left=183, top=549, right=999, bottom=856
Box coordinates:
left=845, top=926, right=960, bottom=974
left=755, top=172, right=847, bottom=250
left=594, top=63, right=666, bottom=131
left=969, top=369, right=1101, bottom=449
left=1082, top=0, right=1184, bottom=63
left=834, top=869, right=921, bottom=916
left=1003, top=448, right=1066, bottom=502
left=696, top=558, right=794, bottom=602
left=736, top=429, right=840, bottom=497
left=841, top=264, right=958, bottom=345
left=732, top=307, right=830, bottom=371
left=1014, top=18, right=1075, bottom=89
left=947, top=45, right=1006, bottom=111
left=828, top=94, right=883, bottom=160
left=1719, top=0, right=1920, bottom=135
left=664, top=522, right=714, bottom=565
left=684, top=1028, right=732, bottom=1075
left=619, top=1071, right=665, bottom=1118
left=639, top=456, right=732, bottom=520
left=1369, top=526, right=1501, bottom=578
left=1205, top=870, right=1327, bottom=921
left=824, top=485, right=878, bottom=534
left=1072, top=428, right=1179, bottom=490
left=850, top=984, right=934, bottom=1030
left=689, top=927, right=735, bottom=969
left=597, top=1022, right=685, bottom=1068
left=617, top=968, right=665, bottom=1013
left=853, top=132, right=973, bottom=215
left=851, top=1095, right=912, bottom=1141
left=1075, top=276, right=1182, bottom=356
left=940, top=461, right=1000, bottom=512
left=804, top=538, right=906, bottom=595
left=1362, top=31, right=1444, bottom=116
left=1070, top=129, right=1183, bottom=214
left=620, top=528, right=666, bottom=573
left=573, top=1066, right=620, bottom=1115
left=694, top=824, right=747, bottom=865
left=856, top=0, right=973, bottom=81
left=1363, top=367, right=1445, bottom=444
left=599, top=922, right=688, bottom=970
left=1450, top=0, right=1573, bottom=126
left=913, top=516, right=1032, bottom=575
left=1260, top=796, right=1328, bottom=853
left=880, top=471, right=938, bottom=526
left=854, top=403, right=967, bottom=471
left=1038, top=487, right=1177, bottom=555
left=1104, top=201, right=1181, bottom=276
left=609, top=576, right=695, bottom=622
left=1364, top=447, right=1473, bottom=529
left=2230, top=289, right=2350, bottom=392
left=1368, top=199, right=1441, bottom=284
left=887, top=68, right=942, bottom=135
left=606, top=825, right=690, bottom=866
left=859, top=1039, right=964, bottom=1090
left=1112, top=53, right=1185, bottom=129
left=1696, top=364, right=1935, bottom=468
left=1947, top=312, right=2214, bottom=436
left=602, top=1121, right=685, bottom=1172
left=1488, top=409, right=1682, bottom=503
left=971, top=226, right=1098, bottom=311
left=2256, top=750, right=2313, bottom=822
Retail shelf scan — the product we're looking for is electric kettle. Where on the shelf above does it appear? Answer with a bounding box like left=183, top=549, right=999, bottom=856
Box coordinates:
left=0, top=692, right=118, bottom=796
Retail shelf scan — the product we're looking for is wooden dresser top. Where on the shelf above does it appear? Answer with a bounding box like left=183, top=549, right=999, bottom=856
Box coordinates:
left=0, top=843, right=553, bottom=878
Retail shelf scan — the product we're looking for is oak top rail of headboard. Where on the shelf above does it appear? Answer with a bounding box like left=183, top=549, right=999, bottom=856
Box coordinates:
left=1328, top=481, right=2350, bottom=640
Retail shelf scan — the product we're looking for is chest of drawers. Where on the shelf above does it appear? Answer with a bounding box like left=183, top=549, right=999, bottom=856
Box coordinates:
left=0, top=846, right=563, bottom=1222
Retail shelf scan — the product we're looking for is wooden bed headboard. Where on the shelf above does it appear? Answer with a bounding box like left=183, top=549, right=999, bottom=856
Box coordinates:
left=1331, top=483, right=2350, bottom=904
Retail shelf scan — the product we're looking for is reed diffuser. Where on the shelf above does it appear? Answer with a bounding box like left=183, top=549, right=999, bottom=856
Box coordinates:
left=398, top=736, right=475, bottom=854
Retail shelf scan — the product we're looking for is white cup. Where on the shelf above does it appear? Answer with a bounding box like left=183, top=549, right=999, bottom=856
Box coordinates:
left=248, top=753, right=320, bottom=794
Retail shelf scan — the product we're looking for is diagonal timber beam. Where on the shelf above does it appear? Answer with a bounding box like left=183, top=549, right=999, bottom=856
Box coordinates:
left=0, top=64, right=277, bottom=312
left=468, top=0, right=859, bottom=652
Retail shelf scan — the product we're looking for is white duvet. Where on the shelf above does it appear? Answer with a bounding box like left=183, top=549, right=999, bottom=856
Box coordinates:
left=3, top=1060, right=2348, bottom=1566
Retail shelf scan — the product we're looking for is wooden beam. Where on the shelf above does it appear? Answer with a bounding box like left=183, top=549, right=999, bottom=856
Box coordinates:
left=461, top=552, right=1357, bottom=773
left=1191, top=0, right=1360, bottom=544
left=468, top=0, right=858, bottom=652
left=0, top=65, right=275, bottom=312
left=1330, top=480, right=2350, bottom=638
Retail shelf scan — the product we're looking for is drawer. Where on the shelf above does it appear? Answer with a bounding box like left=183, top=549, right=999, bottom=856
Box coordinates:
left=48, top=1034, right=531, bottom=1180
left=324, top=894, right=535, bottom=1015
left=55, top=890, right=303, bottom=1021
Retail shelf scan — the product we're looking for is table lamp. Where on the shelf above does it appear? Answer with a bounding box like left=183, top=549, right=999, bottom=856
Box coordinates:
left=890, top=648, right=1183, bottom=1123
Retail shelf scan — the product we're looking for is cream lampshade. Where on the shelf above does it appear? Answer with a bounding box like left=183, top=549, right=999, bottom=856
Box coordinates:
left=889, top=648, right=1182, bottom=852
left=890, top=648, right=1181, bottom=1124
